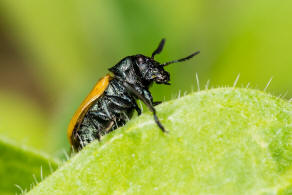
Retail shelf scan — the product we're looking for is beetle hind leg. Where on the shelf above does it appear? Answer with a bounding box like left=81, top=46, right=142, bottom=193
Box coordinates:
left=87, top=111, right=115, bottom=134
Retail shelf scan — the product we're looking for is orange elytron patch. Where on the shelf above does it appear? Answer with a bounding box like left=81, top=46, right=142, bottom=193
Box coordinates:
left=67, top=74, right=112, bottom=144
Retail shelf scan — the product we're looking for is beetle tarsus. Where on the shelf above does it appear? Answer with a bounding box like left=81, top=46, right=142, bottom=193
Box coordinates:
left=153, top=101, right=162, bottom=106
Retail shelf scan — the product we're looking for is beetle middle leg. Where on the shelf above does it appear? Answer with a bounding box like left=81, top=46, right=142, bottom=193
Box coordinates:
left=106, top=95, right=141, bottom=115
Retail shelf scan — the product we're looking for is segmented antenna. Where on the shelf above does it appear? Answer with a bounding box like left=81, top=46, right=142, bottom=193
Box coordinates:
left=161, top=51, right=200, bottom=66
left=151, top=38, right=166, bottom=59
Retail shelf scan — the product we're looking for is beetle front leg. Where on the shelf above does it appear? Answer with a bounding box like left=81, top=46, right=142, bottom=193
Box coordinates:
left=142, top=89, right=153, bottom=104
left=122, top=81, right=167, bottom=133
left=142, top=89, right=162, bottom=106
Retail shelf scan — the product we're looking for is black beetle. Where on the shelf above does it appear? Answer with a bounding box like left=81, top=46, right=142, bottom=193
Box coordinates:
left=68, top=39, right=200, bottom=151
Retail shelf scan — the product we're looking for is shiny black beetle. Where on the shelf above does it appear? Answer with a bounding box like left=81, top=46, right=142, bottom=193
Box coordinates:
left=68, top=39, right=200, bottom=151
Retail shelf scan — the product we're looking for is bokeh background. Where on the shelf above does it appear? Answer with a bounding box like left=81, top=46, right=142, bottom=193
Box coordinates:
left=0, top=0, right=291, bottom=158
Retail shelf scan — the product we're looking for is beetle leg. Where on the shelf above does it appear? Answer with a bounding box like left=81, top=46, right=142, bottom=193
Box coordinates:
left=142, top=89, right=153, bottom=103
left=122, top=81, right=167, bottom=133
left=106, top=95, right=132, bottom=109
left=88, top=111, right=115, bottom=134
left=142, top=89, right=162, bottom=106
left=134, top=104, right=142, bottom=115
left=143, top=89, right=162, bottom=107
left=87, top=114, right=104, bottom=136
left=107, top=95, right=141, bottom=116
left=102, top=100, right=118, bottom=128
left=128, top=97, right=142, bottom=116
left=128, top=95, right=142, bottom=115
left=153, top=101, right=162, bottom=106
left=88, top=110, right=110, bottom=121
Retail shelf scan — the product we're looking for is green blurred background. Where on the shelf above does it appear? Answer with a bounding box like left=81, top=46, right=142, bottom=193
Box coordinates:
left=0, top=0, right=291, bottom=157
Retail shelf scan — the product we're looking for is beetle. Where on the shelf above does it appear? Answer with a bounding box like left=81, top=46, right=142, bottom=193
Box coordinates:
left=68, top=39, right=200, bottom=151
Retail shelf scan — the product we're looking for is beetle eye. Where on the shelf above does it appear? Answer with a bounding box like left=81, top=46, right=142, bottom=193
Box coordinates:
left=137, top=57, right=144, bottom=64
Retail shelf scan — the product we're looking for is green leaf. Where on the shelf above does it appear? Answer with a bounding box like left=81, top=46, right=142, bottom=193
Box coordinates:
left=29, top=88, right=291, bottom=194
left=0, top=137, right=60, bottom=195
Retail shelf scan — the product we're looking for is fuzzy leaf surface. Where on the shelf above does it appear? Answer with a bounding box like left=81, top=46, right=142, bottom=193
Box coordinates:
left=29, top=88, right=292, bottom=195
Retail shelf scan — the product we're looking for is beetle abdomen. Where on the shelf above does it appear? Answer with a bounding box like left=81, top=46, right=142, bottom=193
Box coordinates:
left=71, top=79, right=136, bottom=151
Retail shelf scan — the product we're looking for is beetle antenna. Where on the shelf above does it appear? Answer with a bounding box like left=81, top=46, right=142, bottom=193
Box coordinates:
left=161, top=51, right=200, bottom=66
left=151, top=38, right=166, bottom=59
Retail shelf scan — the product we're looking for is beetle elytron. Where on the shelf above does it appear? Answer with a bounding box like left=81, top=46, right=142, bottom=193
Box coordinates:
left=68, top=39, right=200, bottom=151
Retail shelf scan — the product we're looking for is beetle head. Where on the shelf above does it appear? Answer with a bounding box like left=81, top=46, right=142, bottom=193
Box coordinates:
left=134, top=39, right=200, bottom=85
left=134, top=54, right=170, bottom=85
